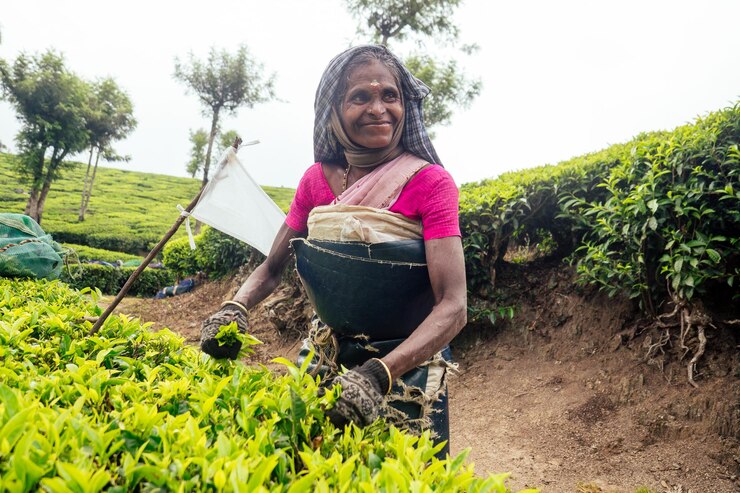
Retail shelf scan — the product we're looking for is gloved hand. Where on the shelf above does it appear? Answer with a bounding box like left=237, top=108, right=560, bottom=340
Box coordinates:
left=325, top=358, right=392, bottom=428
left=200, top=301, right=249, bottom=359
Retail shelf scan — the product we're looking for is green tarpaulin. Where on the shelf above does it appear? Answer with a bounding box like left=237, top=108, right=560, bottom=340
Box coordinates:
left=0, top=213, right=64, bottom=280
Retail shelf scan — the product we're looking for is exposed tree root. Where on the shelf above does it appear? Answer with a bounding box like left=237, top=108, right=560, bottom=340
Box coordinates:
left=645, top=298, right=713, bottom=387
left=687, top=324, right=707, bottom=388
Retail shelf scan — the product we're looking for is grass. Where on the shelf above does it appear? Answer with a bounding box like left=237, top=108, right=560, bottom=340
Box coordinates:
left=0, top=153, right=295, bottom=255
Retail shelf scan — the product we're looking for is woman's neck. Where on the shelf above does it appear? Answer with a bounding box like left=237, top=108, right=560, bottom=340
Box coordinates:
left=344, top=148, right=405, bottom=190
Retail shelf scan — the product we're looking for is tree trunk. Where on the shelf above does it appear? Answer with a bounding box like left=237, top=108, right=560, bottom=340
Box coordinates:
left=79, top=148, right=101, bottom=221
left=202, top=108, right=220, bottom=187
left=24, top=149, right=48, bottom=221
left=35, top=180, right=53, bottom=224
left=25, top=189, right=40, bottom=220
left=78, top=146, right=95, bottom=221
left=195, top=107, right=220, bottom=234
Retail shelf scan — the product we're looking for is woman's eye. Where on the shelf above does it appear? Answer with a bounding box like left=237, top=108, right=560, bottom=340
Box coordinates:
left=383, top=91, right=399, bottom=102
left=349, top=93, right=369, bottom=103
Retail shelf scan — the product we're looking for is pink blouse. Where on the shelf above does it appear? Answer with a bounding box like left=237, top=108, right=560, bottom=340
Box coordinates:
left=285, top=163, right=461, bottom=240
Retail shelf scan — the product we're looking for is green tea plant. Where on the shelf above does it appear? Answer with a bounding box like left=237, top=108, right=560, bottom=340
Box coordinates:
left=163, top=227, right=264, bottom=280
left=559, top=103, right=740, bottom=385
left=61, top=243, right=142, bottom=264
left=60, top=264, right=175, bottom=296
left=0, top=279, right=536, bottom=492
left=459, top=142, right=631, bottom=295
left=162, top=232, right=206, bottom=279
left=458, top=103, right=739, bottom=384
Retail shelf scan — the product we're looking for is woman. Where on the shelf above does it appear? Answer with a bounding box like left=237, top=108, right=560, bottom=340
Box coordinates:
left=200, top=45, right=466, bottom=455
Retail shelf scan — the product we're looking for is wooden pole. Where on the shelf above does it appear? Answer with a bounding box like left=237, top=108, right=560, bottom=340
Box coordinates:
left=88, top=187, right=205, bottom=335
left=88, top=136, right=243, bottom=336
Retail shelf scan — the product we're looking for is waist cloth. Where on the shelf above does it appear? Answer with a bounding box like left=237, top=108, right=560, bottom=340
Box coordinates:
left=291, top=204, right=456, bottom=449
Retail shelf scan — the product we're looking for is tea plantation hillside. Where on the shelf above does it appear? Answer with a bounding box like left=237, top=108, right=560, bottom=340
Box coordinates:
left=0, top=153, right=295, bottom=255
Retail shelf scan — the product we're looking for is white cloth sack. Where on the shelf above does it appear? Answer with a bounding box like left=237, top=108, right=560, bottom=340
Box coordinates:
left=188, top=145, right=285, bottom=256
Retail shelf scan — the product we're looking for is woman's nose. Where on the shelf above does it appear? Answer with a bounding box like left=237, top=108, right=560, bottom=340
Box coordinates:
left=367, top=97, right=385, bottom=116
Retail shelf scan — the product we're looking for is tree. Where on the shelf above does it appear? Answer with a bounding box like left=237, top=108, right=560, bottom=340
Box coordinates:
left=344, top=0, right=480, bottom=129
left=186, top=128, right=208, bottom=178
left=185, top=128, right=238, bottom=179
left=214, top=129, right=240, bottom=160
left=403, top=53, right=481, bottom=130
left=78, top=77, right=137, bottom=221
left=347, top=0, right=462, bottom=46
left=0, top=50, right=91, bottom=223
left=173, top=45, right=275, bottom=189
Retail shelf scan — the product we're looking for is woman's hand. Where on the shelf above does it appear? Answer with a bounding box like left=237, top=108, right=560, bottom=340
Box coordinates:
left=200, top=222, right=302, bottom=358
left=200, top=304, right=249, bottom=359
left=325, top=358, right=391, bottom=428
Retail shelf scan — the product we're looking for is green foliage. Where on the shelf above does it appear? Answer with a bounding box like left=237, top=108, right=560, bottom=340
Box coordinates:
left=62, top=243, right=141, bottom=264
left=0, top=153, right=294, bottom=255
left=468, top=301, right=516, bottom=326
left=404, top=53, right=481, bottom=129
left=560, top=103, right=740, bottom=312
left=162, top=227, right=261, bottom=279
left=186, top=128, right=209, bottom=178
left=162, top=234, right=203, bottom=278
left=60, top=264, right=175, bottom=296
left=346, top=0, right=463, bottom=46
left=61, top=263, right=124, bottom=293
left=460, top=102, right=740, bottom=321
left=216, top=130, right=241, bottom=158
left=0, top=50, right=92, bottom=222
left=174, top=45, right=276, bottom=184
left=0, top=279, right=531, bottom=492
left=343, top=0, right=481, bottom=130
left=215, top=321, right=262, bottom=360
left=459, top=142, right=630, bottom=294
left=197, top=227, right=262, bottom=278
left=186, top=128, right=241, bottom=179
left=85, top=77, right=136, bottom=152
left=78, top=77, right=137, bottom=221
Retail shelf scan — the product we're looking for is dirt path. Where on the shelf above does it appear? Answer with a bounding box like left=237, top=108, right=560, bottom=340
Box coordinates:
left=115, top=264, right=739, bottom=493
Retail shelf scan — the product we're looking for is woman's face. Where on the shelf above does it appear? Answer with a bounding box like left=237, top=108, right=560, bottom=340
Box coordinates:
left=339, top=60, right=404, bottom=149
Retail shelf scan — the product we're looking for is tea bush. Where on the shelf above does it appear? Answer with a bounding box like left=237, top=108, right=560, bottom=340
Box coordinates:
left=459, top=103, right=740, bottom=314
left=459, top=140, right=633, bottom=295
left=162, top=233, right=205, bottom=279
left=560, top=104, right=740, bottom=311
left=61, top=243, right=142, bottom=264
left=459, top=103, right=740, bottom=384
left=0, top=279, right=534, bottom=492
left=163, top=227, right=264, bottom=280
left=60, top=264, right=175, bottom=296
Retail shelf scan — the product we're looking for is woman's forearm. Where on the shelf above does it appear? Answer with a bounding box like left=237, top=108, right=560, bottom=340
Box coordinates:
left=380, top=236, right=467, bottom=380
left=230, top=261, right=284, bottom=310
left=226, top=222, right=300, bottom=312
left=381, top=297, right=467, bottom=379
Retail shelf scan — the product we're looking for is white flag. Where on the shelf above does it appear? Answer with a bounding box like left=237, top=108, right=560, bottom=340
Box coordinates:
left=188, top=144, right=285, bottom=256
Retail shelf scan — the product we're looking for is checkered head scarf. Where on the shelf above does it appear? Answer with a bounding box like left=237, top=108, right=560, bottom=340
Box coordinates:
left=313, top=45, right=441, bottom=166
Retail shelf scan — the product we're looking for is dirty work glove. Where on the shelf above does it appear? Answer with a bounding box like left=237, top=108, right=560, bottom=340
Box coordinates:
left=326, top=358, right=392, bottom=428
left=200, top=301, right=249, bottom=360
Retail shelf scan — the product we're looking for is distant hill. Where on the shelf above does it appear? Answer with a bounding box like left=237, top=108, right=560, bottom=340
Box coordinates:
left=0, top=153, right=295, bottom=254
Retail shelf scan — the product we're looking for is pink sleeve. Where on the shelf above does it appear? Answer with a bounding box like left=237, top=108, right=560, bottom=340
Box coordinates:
left=390, top=165, right=461, bottom=240
left=285, top=163, right=335, bottom=233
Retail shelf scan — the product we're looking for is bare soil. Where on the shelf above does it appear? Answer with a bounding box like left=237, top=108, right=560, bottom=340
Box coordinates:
left=115, top=261, right=739, bottom=493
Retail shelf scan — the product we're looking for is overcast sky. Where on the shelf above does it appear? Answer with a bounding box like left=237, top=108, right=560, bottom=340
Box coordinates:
left=1, top=0, right=739, bottom=188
